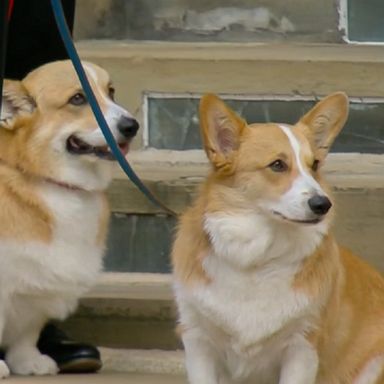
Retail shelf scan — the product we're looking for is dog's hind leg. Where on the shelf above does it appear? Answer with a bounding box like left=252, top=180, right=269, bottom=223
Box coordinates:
left=354, top=356, right=384, bottom=384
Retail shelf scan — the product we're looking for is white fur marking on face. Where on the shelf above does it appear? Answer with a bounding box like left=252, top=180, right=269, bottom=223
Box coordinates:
left=83, top=64, right=97, bottom=83
left=83, top=63, right=133, bottom=118
left=278, top=124, right=321, bottom=194
left=72, top=64, right=135, bottom=147
left=83, top=64, right=113, bottom=107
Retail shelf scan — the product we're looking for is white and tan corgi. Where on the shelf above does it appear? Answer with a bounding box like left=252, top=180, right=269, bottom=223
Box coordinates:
left=172, top=93, right=384, bottom=384
left=0, top=60, right=138, bottom=378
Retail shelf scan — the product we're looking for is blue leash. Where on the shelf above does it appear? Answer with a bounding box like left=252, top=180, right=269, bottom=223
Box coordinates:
left=50, top=0, right=177, bottom=217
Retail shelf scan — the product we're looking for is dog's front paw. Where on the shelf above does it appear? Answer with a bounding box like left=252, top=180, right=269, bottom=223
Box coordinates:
left=0, top=361, right=10, bottom=379
left=7, top=351, right=58, bottom=376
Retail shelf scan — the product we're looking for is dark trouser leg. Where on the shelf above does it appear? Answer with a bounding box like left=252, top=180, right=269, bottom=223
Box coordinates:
left=5, top=0, right=75, bottom=80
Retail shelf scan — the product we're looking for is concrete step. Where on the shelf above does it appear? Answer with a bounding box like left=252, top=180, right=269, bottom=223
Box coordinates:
left=7, top=349, right=185, bottom=383
left=100, top=348, right=184, bottom=376
left=7, top=373, right=185, bottom=384
left=61, top=274, right=180, bottom=350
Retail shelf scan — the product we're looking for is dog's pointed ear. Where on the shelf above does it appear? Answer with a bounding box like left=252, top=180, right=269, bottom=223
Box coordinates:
left=298, top=92, right=349, bottom=161
left=1, top=80, right=35, bottom=130
left=199, top=94, right=246, bottom=170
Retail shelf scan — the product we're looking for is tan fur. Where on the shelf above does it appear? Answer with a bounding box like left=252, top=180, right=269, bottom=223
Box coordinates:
left=0, top=60, right=135, bottom=377
left=310, top=248, right=384, bottom=384
left=172, top=190, right=211, bottom=285
left=0, top=163, right=52, bottom=243
left=173, top=92, right=384, bottom=384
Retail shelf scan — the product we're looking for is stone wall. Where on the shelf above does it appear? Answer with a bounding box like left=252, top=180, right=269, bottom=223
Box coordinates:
left=74, top=0, right=342, bottom=42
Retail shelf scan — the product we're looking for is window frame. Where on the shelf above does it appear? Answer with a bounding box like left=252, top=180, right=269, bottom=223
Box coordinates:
left=143, top=91, right=384, bottom=152
left=338, top=0, right=384, bottom=45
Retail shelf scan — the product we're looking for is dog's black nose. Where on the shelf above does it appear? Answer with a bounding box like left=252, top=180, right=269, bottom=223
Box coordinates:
left=117, top=116, right=139, bottom=138
left=308, top=195, right=332, bottom=215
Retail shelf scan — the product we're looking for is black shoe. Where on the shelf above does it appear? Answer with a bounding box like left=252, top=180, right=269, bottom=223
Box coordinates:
left=37, top=324, right=102, bottom=374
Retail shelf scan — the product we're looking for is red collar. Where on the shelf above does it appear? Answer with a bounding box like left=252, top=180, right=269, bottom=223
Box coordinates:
left=0, top=158, right=92, bottom=193
left=42, top=177, right=89, bottom=192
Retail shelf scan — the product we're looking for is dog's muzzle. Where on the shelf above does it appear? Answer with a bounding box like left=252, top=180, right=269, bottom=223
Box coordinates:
left=66, top=117, right=139, bottom=160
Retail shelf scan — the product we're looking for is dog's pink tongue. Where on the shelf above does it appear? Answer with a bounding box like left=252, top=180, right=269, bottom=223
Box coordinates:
left=118, top=142, right=130, bottom=156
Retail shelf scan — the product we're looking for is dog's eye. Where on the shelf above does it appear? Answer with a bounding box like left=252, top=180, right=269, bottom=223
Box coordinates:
left=68, top=93, right=87, bottom=106
left=269, top=159, right=288, bottom=173
left=108, top=87, right=115, bottom=101
left=312, top=159, right=320, bottom=172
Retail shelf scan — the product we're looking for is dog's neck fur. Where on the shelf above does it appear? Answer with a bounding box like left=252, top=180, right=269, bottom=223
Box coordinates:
left=203, top=210, right=329, bottom=272
left=0, top=158, right=99, bottom=193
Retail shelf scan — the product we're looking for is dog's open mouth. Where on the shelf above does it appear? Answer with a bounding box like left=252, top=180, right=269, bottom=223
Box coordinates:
left=272, top=210, right=322, bottom=225
left=66, top=135, right=130, bottom=160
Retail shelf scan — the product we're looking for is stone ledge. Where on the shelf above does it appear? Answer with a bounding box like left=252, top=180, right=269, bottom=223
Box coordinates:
left=101, top=348, right=184, bottom=376
left=77, top=41, right=384, bottom=64
left=86, top=273, right=173, bottom=301
left=114, top=151, right=384, bottom=187
left=61, top=296, right=179, bottom=350
left=107, top=153, right=384, bottom=215
left=7, top=372, right=185, bottom=384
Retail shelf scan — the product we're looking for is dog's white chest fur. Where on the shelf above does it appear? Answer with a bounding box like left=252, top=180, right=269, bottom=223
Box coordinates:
left=0, top=184, right=105, bottom=312
left=178, top=268, right=314, bottom=382
left=176, top=213, right=324, bottom=382
left=197, top=262, right=310, bottom=344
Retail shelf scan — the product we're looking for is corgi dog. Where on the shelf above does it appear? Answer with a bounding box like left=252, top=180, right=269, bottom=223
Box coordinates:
left=0, top=60, right=138, bottom=378
left=172, top=93, right=384, bottom=384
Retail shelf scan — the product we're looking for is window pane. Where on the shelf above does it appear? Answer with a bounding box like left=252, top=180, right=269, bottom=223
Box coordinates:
left=148, top=97, right=384, bottom=153
left=348, top=0, right=384, bottom=42
left=104, top=213, right=175, bottom=273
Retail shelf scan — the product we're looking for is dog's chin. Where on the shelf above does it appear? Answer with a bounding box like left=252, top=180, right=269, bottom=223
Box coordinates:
left=271, top=210, right=323, bottom=225
left=66, top=135, right=130, bottom=161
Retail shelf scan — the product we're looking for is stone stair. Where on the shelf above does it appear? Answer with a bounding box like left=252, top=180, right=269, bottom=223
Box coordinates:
left=7, top=372, right=186, bottom=384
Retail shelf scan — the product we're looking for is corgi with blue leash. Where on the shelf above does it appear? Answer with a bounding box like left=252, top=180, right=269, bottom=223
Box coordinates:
left=0, top=60, right=138, bottom=377
left=173, top=93, right=384, bottom=384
